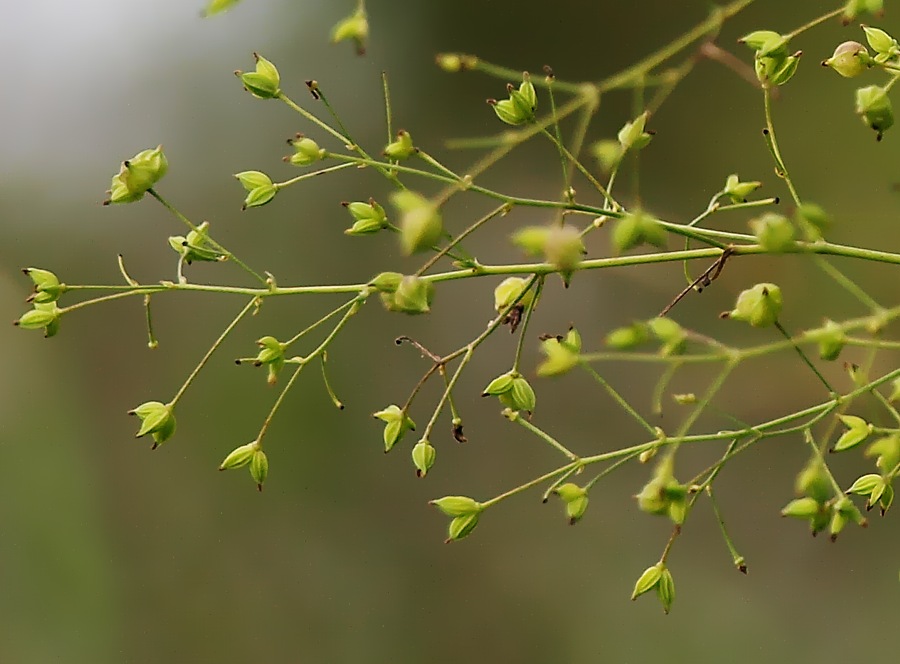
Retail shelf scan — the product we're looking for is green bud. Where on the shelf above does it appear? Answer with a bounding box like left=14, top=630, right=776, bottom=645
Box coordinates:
left=563, top=327, right=582, bottom=353
left=605, top=322, right=650, bottom=350
left=169, top=222, right=226, bottom=266
left=636, top=455, right=686, bottom=523
left=373, top=404, right=416, bottom=452
left=234, top=171, right=277, bottom=210
left=250, top=448, right=268, bottom=491
left=287, top=135, right=326, bottom=166
left=822, top=41, right=871, bottom=78
left=202, top=0, right=242, bottom=17
left=511, top=226, right=551, bottom=256
left=617, top=112, right=653, bottom=151
left=613, top=210, right=667, bottom=253
left=252, top=336, right=285, bottom=385
left=865, top=433, right=900, bottom=474
left=219, top=441, right=258, bottom=470
left=795, top=202, right=831, bottom=240
left=648, top=317, right=686, bottom=357
left=554, top=483, right=589, bottom=524
left=237, top=52, right=281, bottom=99
left=590, top=139, right=623, bottom=173
left=412, top=439, right=436, bottom=477
left=493, top=277, right=534, bottom=313
left=795, top=457, right=832, bottom=503
left=330, top=8, right=368, bottom=55
left=369, top=271, right=404, bottom=293
left=830, top=496, right=866, bottom=540
left=855, top=85, right=894, bottom=141
left=833, top=414, right=872, bottom=452
left=104, top=146, right=168, bottom=205
left=843, top=0, right=885, bottom=24
left=862, top=26, right=898, bottom=55
left=14, top=302, right=61, bottom=337
left=381, top=275, right=435, bottom=315
left=749, top=212, right=795, bottom=252
left=383, top=130, right=416, bottom=160
left=631, top=563, right=663, bottom=600
left=343, top=199, right=387, bottom=236
left=803, top=319, right=845, bottom=361
left=878, top=483, right=894, bottom=515
left=542, top=225, right=586, bottom=277
left=391, top=191, right=443, bottom=255
left=537, top=334, right=580, bottom=377
left=435, top=53, right=478, bottom=72
left=656, top=567, right=675, bottom=614
left=489, top=73, right=537, bottom=126
left=429, top=495, right=482, bottom=517
left=23, top=267, right=64, bottom=304
left=128, top=401, right=176, bottom=449
left=738, top=30, right=785, bottom=53
left=721, top=283, right=782, bottom=328
left=781, top=497, right=822, bottom=519
left=723, top=174, right=762, bottom=203
left=446, top=513, right=480, bottom=542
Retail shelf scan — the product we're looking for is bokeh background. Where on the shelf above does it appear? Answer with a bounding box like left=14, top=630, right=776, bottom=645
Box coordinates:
left=2, top=1, right=899, bottom=662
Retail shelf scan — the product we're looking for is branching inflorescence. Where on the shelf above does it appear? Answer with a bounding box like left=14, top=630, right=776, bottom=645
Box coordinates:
left=15, top=0, right=900, bottom=612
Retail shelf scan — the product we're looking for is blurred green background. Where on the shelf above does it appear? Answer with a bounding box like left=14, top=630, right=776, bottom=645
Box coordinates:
left=2, top=1, right=900, bottom=662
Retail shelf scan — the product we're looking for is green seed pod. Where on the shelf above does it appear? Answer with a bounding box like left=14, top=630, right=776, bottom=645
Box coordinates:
left=14, top=303, right=61, bottom=336
left=767, top=53, right=801, bottom=86
left=804, top=319, right=846, bottom=361
left=370, top=272, right=404, bottom=294
left=430, top=495, right=482, bottom=517
left=738, top=30, right=784, bottom=53
left=795, top=457, right=832, bottom=503
left=855, top=85, right=894, bottom=140
left=648, top=317, right=686, bottom=356
left=537, top=336, right=580, bottom=377
left=846, top=473, right=883, bottom=497
left=590, top=139, right=623, bottom=173
left=237, top=53, right=281, bottom=99
left=631, top=563, right=664, bottom=600
left=330, top=8, right=368, bottom=55
left=219, top=441, right=258, bottom=470
left=617, top=112, right=653, bottom=152
left=128, top=401, right=176, bottom=449
left=723, top=173, right=762, bottom=203
left=722, top=283, right=782, bottom=328
left=250, top=448, right=268, bottom=491
left=833, top=414, right=873, bottom=452
left=391, top=191, right=443, bottom=255
left=411, top=439, right=436, bottom=478
left=512, top=226, right=551, bottom=256
left=373, top=404, right=416, bottom=452
left=493, top=277, right=534, bottom=313
left=23, top=267, right=64, bottom=304
left=862, top=26, right=898, bottom=56
left=343, top=199, right=387, bottom=236
left=605, top=322, right=650, bottom=350
left=383, top=130, right=416, bottom=160
left=554, top=483, right=589, bottom=524
left=235, top=171, right=278, bottom=210
left=822, top=41, right=871, bottom=78
left=543, top=225, right=586, bottom=275
left=843, top=0, right=885, bottom=24
left=235, top=170, right=273, bottom=191
left=795, top=202, right=831, bottom=240
left=383, top=275, right=435, bottom=315
left=780, top=497, right=822, bottom=519
left=656, top=567, right=675, bottom=614
left=446, top=513, right=480, bottom=542
left=865, top=433, right=900, bottom=473
left=489, top=74, right=537, bottom=126
left=482, top=371, right=516, bottom=397
left=749, top=212, right=795, bottom=252
left=288, top=136, right=326, bottom=166
left=613, top=210, right=667, bottom=253
left=104, top=146, right=168, bottom=205
left=499, top=375, right=536, bottom=414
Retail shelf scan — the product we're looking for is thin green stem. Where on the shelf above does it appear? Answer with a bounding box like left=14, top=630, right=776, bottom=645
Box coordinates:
left=774, top=320, right=835, bottom=393
left=581, top=364, right=658, bottom=436
left=170, top=297, right=258, bottom=407
left=508, top=413, right=580, bottom=461
left=511, top=277, right=544, bottom=373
